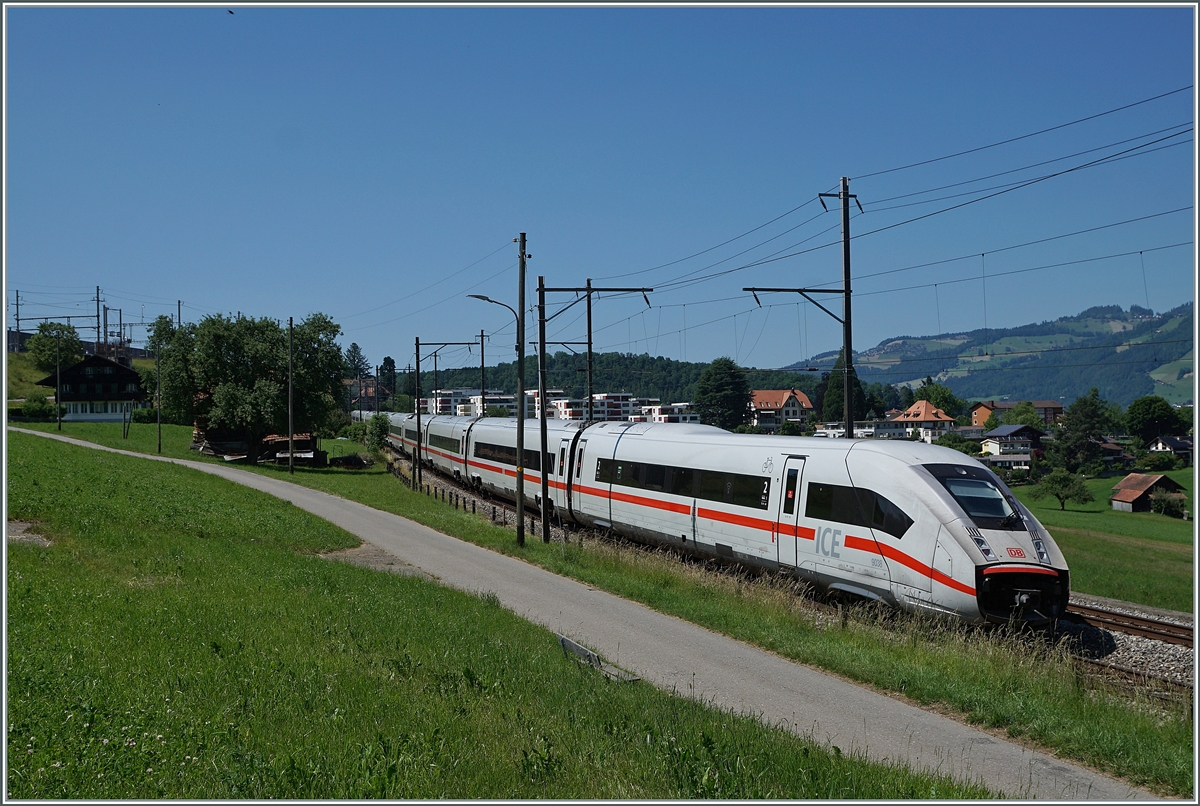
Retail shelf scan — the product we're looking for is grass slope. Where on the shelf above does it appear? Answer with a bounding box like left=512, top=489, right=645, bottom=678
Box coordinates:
left=6, top=352, right=51, bottom=400
left=7, top=432, right=993, bottom=799
left=9, top=423, right=1194, bottom=796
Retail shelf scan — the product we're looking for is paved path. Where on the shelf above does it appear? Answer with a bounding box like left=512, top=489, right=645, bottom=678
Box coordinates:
left=9, top=428, right=1160, bottom=800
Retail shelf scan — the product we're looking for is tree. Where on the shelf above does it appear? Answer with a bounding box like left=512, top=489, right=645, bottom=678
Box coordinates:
left=366, top=412, right=390, bottom=451
left=693, top=357, right=751, bottom=431
left=934, top=432, right=982, bottom=456
left=26, top=323, right=83, bottom=373
left=344, top=342, right=369, bottom=378
left=1150, top=492, right=1186, bottom=519
left=149, top=312, right=347, bottom=451
left=914, top=377, right=965, bottom=419
left=147, top=316, right=200, bottom=426
left=192, top=315, right=286, bottom=446
left=289, top=313, right=349, bottom=437
left=1125, top=395, right=1183, bottom=442
left=1044, top=388, right=1117, bottom=472
left=1001, top=401, right=1046, bottom=430
left=982, top=412, right=1001, bottom=432
left=380, top=356, right=397, bottom=396
left=821, top=350, right=868, bottom=422
left=1028, top=468, right=1095, bottom=510
left=20, top=392, right=56, bottom=421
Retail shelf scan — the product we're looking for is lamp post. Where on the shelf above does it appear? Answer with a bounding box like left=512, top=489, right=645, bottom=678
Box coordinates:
left=468, top=292, right=526, bottom=547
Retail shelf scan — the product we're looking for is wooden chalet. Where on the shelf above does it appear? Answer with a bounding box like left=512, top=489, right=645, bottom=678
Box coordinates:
left=35, top=354, right=149, bottom=422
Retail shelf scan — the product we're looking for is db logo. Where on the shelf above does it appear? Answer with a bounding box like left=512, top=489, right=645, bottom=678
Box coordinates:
left=1007, top=547, right=1026, bottom=558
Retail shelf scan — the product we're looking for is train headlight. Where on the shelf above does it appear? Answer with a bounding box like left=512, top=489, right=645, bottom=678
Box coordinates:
left=1031, top=534, right=1050, bottom=564
left=966, top=527, right=997, bottom=561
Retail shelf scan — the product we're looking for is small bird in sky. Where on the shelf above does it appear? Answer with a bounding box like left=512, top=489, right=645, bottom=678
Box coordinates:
left=227, top=9, right=234, bottom=14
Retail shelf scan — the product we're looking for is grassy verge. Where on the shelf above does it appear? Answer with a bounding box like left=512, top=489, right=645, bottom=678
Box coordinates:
left=11, top=424, right=1195, bottom=796
left=6, top=432, right=993, bottom=799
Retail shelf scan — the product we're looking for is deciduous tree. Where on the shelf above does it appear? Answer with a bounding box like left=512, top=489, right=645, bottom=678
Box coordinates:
left=1125, top=395, right=1183, bottom=443
left=26, top=323, right=83, bottom=373
left=1028, top=467, right=1095, bottom=510
left=914, top=377, right=966, bottom=418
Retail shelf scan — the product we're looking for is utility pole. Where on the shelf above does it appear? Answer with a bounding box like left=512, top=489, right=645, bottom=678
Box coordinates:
left=537, top=277, right=550, bottom=542
left=177, top=300, right=182, bottom=328
left=586, top=279, right=594, bottom=421
left=538, top=279, right=652, bottom=422
left=834, top=177, right=856, bottom=440
left=156, top=336, right=162, bottom=454
left=288, top=317, right=294, bottom=475
left=479, top=330, right=486, bottom=416
left=13, top=290, right=18, bottom=352
left=746, top=176, right=861, bottom=438
left=516, top=232, right=527, bottom=548
left=96, top=287, right=101, bottom=354
left=55, top=332, right=61, bottom=431
left=414, top=337, right=422, bottom=490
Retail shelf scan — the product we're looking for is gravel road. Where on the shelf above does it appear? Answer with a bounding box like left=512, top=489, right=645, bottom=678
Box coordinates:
left=9, top=428, right=1163, bottom=800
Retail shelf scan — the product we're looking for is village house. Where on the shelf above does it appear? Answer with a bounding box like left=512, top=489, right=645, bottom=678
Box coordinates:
left=1148, top=435, right=1193, bottom=467
left=35, top=354, right=150, bottom=422
left=891, top=399, right=956, bottom=442
left=969, top=399, right=1064, bottom=428
left=748, top=389, right=814, bottom=432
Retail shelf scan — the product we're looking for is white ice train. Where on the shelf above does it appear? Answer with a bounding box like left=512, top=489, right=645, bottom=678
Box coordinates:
left=363, top=412, right=1069, bottom=626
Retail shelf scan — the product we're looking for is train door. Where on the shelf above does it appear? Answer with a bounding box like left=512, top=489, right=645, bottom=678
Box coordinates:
left=775, top=457, right=806, bottom=568
left=555, top=438, right=572, bottom=514
left=572, top=439, right=588, bottom=514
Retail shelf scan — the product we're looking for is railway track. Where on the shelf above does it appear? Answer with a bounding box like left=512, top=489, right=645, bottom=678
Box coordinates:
left=1065, top=602, right=1193, bottom=648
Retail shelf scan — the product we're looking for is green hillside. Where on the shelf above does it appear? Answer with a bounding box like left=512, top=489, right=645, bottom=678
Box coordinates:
left=799, top=303, right=1193, bottom=407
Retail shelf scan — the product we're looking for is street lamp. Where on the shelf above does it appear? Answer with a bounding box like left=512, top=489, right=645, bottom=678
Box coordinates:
left=468, top=293, right=526, bottom=547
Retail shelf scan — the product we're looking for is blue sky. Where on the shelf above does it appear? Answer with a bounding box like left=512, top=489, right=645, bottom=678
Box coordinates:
left=5, top=5, right=1195, bottom=381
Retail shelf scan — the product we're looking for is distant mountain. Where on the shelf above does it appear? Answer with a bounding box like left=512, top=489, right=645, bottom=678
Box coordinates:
left=787, top=302, right=1193, bottom=407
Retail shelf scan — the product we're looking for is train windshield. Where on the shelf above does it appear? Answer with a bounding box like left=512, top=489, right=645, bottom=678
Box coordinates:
left=923, top=463, right=1025, bottom=531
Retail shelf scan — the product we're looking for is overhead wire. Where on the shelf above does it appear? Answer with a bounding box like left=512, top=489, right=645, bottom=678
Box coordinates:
left=852, top=85, right=1192, bottom=180
left=340, top=239, right=514, bottom=321
left=864, top=122, right=1193, bottom=208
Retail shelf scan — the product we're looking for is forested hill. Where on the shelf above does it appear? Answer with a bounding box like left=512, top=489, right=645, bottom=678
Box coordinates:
left=415, top=351, right=819, bottom=407
left=792, top=302, right=1192, bottom=407
left=412, top=302, right=1191, bottom=408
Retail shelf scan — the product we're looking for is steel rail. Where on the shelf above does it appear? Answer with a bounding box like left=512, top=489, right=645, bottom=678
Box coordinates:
left=1066, top=603, right=1193, bottom=648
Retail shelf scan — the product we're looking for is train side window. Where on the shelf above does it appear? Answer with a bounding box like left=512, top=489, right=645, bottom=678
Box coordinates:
left=596, top=458, right=613, bottom=483
left=670, top=467, right=695, bottom=498
left=643, top=463, right=666, bottom=491
left=782, top=468, right=799, bottom=515
left=698, top=470, right=728, bottom=502
left=730, top=474, right=769, bottom=508
left=806, top=482, right=866, bottom=527
left=559, top=448, right=566, bottom=476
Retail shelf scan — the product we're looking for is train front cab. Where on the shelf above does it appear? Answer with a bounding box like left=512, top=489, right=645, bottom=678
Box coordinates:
left=921, top=462, right=1070, bottom=627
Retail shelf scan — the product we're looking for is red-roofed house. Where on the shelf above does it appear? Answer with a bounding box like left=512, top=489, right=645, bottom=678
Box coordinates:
left=749, top=389, right=813, bottom=432
left=893, top=400, right=956, bottom=442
